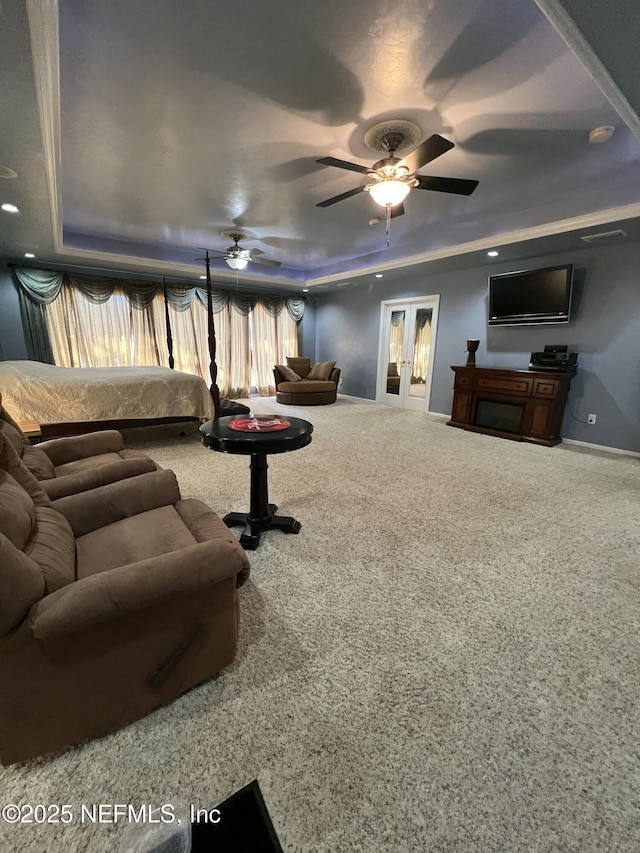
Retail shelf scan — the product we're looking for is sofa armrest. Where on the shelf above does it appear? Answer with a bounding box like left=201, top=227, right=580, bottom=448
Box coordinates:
left=29, top=538, right=248, bottom=640
left=52, top=470, right=182, bottom=537
left=42, top=456, right=158, bottom=501
left=39, top=430, right=126, bottom=466
left=329, top=367, right=341, bottom=385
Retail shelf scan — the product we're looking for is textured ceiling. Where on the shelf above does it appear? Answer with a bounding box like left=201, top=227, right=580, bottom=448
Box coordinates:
left=1, top=0, right=639, bottom=291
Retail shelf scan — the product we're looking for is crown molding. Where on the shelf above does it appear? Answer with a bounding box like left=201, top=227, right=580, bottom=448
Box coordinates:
left=534, top=0, right=640, bottom=140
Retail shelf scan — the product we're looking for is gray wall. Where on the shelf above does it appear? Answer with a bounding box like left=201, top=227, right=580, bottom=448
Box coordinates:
left=0, top=263, right=28, bottom=359
left=315, top=242, right=640, bottom=453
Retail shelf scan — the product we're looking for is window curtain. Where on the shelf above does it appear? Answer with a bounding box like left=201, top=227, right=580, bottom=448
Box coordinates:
left=251, top=302, right=299, bottom=395
left=18, top=289, right=55, bottom=363
left=13, top=267, right=303, bottom=398
left=47, top=287, right=161, bottom=367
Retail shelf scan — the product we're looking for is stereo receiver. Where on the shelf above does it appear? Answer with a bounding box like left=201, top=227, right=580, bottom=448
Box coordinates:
left=529, top=351, right=578, bottom=372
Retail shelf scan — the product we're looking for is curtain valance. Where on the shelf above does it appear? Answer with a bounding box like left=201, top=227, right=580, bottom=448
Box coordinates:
left=13, top=268, right=304, bottom=320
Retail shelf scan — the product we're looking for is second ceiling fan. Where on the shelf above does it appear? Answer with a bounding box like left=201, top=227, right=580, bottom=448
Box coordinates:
left=209, top=231, right=281, bottom=271
left=315, top=132, right=478, bottom=217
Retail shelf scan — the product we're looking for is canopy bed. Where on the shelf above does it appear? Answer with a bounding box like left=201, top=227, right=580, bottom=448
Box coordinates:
left=0, top=360, right=215, bottom=438
left=5, top=263, right=303, bottom=436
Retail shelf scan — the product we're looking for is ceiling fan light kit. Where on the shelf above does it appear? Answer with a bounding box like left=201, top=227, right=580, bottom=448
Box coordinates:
left=203, top=230, right=281, bottom=271
left=369, top=179, right=411, bottom=207
left=226, top=256, right=249, bottom=271
left=316, top=129, right=478, bottom=219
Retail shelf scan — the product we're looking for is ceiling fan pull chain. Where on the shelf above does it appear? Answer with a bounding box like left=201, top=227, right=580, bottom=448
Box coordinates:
left=386, top=204, right=392, bottom=247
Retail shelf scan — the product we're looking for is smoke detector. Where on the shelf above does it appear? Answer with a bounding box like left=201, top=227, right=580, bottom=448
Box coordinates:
left=588, top=126, right=615, bottom=144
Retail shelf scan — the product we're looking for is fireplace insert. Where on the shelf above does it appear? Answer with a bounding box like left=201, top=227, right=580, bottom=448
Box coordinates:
left=474, top=399, right=524, bottom=434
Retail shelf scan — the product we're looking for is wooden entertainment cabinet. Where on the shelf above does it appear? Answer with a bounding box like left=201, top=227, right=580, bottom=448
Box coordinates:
left=447, top=366, right=576, bottom=446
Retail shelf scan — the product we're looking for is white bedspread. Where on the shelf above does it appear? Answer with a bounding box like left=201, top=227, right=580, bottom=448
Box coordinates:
left=0, top=361, right=215, bottom=424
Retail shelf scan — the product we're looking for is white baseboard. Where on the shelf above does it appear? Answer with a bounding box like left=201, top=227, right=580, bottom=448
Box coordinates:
left=341, top=398, right=638, bottom=457
left=561, top=438, right=640, bottom=458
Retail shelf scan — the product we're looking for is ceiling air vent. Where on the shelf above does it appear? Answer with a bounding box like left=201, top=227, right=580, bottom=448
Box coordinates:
left=580, top=229, right=627, bottom=243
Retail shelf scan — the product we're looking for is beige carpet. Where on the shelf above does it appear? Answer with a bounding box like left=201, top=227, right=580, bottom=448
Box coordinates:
left=1, top=396, right=639, bottom=852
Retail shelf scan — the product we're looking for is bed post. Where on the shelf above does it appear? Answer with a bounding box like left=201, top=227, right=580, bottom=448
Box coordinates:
left=163, top=279, right=175, bottom=369
left=204, top=251, right=221, bottom=419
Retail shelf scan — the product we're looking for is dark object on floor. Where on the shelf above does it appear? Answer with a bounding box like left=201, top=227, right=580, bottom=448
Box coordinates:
left=219, top=398, right=251, bottom=417
left=191, top=779, right=283, bottom=852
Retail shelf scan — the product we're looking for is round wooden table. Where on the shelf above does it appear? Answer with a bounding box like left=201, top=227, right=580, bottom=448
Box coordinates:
left=199, top=415, right=313, bottom=550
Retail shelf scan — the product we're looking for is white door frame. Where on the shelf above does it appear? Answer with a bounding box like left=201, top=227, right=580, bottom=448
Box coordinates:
left=376, top=294, right=440, bottom=413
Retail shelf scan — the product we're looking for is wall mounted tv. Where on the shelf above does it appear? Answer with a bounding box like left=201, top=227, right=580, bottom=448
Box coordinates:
left=488, top=264, right=574, bottom=326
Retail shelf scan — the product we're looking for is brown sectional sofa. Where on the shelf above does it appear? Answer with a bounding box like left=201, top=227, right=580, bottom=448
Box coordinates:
left=1, top=394, right=158, bottom=499
left=0, top=419, right=250, bottom=764
left=273, top=356, right=341, bottom=405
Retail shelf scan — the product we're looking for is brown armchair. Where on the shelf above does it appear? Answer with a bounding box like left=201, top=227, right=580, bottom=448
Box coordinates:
left=0, top=432, right=250, bottom=764
left=273, top=357, right=341, bottom=405
left=1, top=393, right=158, bottom=499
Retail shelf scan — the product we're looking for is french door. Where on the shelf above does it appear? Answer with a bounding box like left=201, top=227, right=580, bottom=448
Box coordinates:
left=376, top=295, right=440, bottom=412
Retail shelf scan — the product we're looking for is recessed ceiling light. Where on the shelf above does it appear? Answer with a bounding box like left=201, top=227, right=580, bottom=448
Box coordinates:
left=1, top=203, right=19, bottom=213
left=0, top=166, right=18, bottom=179
left=199, top=275, right=206, bottom=279
left=375, top=273, right=383, bottom=278
left=302, top=288, right=309, bottom=292
left=24, top=252, right=35, bottom=258
left=369, top=217, right=381, bottom=226
left=589, top=125, right=615, bottom=144
left=487, top=250, right=499, bottom=257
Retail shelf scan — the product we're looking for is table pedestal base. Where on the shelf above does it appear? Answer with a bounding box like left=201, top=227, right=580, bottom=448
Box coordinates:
left=223, top=453, right=301, bottom=550
left=224, top=505, right=301, bottom=550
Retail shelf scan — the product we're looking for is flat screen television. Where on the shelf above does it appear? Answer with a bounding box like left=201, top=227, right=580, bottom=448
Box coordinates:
left=488, top=264, right=573, bottom=326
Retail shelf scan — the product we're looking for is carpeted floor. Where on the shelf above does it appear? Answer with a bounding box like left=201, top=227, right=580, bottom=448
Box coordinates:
left=1, top=395, right=639, bottom=852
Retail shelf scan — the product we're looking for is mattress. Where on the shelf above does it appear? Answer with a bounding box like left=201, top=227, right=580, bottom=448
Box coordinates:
left=0, top=361, right=215, bottom=424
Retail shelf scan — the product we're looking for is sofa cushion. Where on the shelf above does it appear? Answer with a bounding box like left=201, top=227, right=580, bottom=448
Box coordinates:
left=0, top=534, right=45, bottom=635
left=307, top=360, right=336, bottom=380
left=277, top=380, right=336, bottom=393
left=0, top=434, right=51, bottom=506
left=53, top=451, right=127, bottom=478
left=276, top=364, right=302, bottom=382
left=25, top=506, right=77, bottom=593
left=75, top=504, right=197, bottom=579
left=0, top=419, right=26, bottom=458
left=176, top=499, right=251, bottom=587
left=23, top=445, right=56, bottom=480
left=0, top=470, right=36, bottom=550
left=286, top=356, right=311, bottom=378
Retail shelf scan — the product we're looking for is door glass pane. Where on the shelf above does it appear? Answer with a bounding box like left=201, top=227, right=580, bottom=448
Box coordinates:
left=387, top=310, right=404, bottom=395
left=409, top=308, right=432, bottom=399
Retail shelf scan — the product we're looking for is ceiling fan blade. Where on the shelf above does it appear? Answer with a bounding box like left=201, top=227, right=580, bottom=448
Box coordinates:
left=414, top=175, right=479, bottom=195
left=249, top=248, right=265, bottom=257
left=398, top=134, right=455, bottom=173
left=251, top=256, right=282, bottom=267
left=195, top=247, right=226, bottom=260
left=390, top=203, right=405, bottom=218
left=316, top=156, right=371, bottom=175
left=316, top=185, right=367, bottom=207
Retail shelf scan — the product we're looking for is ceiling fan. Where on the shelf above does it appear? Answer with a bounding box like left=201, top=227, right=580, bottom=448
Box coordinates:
left=205, top=231, right=281, bottom=271
left=315, top=132, right=479, bottom=217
